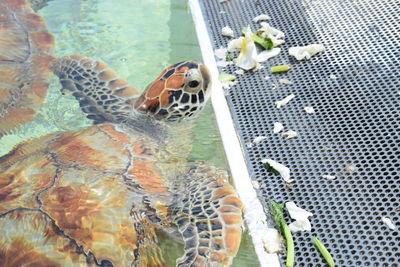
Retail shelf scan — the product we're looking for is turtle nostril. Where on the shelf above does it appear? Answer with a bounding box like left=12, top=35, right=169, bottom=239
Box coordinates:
left=188, top=80, right=199, bottom=88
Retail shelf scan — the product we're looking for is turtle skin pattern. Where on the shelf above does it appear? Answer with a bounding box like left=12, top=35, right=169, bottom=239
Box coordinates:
left=0, top=0, right=243, bottom=265
left=0, top=123, right=243, bottom=266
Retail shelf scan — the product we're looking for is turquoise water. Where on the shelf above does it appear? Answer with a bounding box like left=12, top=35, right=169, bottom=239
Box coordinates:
left=0, top=0, right=258, bottom=265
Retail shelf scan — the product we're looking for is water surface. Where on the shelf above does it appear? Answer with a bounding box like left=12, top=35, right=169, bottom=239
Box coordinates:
left=0, top=0, right=259, bottom=265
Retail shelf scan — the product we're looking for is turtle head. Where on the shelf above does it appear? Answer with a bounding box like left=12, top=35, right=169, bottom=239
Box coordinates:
left=134, top=60, right=211, bottom=122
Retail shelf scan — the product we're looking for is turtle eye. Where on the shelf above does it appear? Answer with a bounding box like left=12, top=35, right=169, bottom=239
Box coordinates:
left=188, top=80, right=200, bottom=88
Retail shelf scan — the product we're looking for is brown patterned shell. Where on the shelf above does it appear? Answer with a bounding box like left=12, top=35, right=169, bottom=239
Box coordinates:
left=0, top=124, right=167, bottom=266
left=0, top=0, right=54, bottom=136
left=0, top=123, right=243, bottom=266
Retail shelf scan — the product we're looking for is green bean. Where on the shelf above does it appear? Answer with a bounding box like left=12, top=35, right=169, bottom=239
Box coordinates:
left=313, top=236, right=335, bottom=267
left=283, top=223, right=294, bottom=267
left=271, top=65, right=291, bottom=73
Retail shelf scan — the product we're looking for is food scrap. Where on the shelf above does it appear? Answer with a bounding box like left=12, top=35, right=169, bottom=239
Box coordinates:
left=262, top=159, right=292, bottom=183
left=271, top=64, right=291, bottom=73
left=214, top=47, right=227, bottom=59
left=257, top=48, right=281, bottom=62
left=273, top=122, right=284, bottom=133
left=270, top=201, right=294, bottom=267
left=234, top=69, right=244, bottom=75
left=304, top=106, right=315, bottom=114
left=221, top=26, right=234, bottom=37
left=218, top=72, right=236, bottom=83
left=227, top=37, right=244, bottom=51
left=322, top=175, right=336, bottom=180
left=283, top=130, right=298, bottom=139
left=253, top=14, right=271, bottom=23
left=262, top=228, right=283, bottom=254
left=313, top=236, right=335, bottom=267
left=252, top=136, right=267, bottom=144
left=285, top=201, right=313, bottom=233
left=275, top=94, right=295, bottom=108
left=257, top=22, right=285, bottom=47
left=382, top=217, right=397, bottom=230
left=236, top=28, right=258, bottom=70
left=218, top=72, right=237, bottom=89
left=288, top=44, right=326, bottom=60
left=279, top=78, right=293, bottom=85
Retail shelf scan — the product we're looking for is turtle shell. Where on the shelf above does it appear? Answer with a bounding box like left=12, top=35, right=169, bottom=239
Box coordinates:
left=0, top=123, right=168, bottom=266
left=0, top=0, right=54, bottom=136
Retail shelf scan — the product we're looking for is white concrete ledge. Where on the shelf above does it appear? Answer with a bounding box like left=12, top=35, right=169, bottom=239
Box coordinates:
left=189, top=1, right=281, bottom=266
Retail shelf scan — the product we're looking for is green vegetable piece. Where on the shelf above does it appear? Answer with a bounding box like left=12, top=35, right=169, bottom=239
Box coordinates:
left=241, top=27, right=273, bottom=50
left=283, top=223, right=295, bottom=267
left=225, top=53, right=235, bottom=61
left=263, top=162, right=281, bottom=177
left=313, top=236, right=335, bottom=267
left=271, top=65, right=291, bottom=73
left=218, top=72, right=236, bottom=83
left=269, top=201, right=295, bottom=267
left=252, top=33, right=274, bottom=50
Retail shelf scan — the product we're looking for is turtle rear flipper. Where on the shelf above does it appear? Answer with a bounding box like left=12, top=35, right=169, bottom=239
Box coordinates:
left=0, top=0, right=54, bottom=136
left=170, top=163, right=243, bottom=266
left=51, top=55, right=140, bottom=124
left=132, top=210, right=168, bottom=267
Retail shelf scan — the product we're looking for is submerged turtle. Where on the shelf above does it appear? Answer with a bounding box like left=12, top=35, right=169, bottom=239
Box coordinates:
left=0, top=0, right=243, bottom=266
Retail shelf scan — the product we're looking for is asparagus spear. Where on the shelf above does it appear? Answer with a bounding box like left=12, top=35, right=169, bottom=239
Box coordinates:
left=270, top=200, right=295, bottom=267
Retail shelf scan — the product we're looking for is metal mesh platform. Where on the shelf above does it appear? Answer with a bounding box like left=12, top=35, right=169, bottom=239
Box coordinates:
left=198, top=0, right=400, bottom=266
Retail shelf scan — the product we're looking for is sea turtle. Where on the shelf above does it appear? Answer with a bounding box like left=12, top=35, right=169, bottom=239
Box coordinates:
left=0, top=1, right=243, bottom=267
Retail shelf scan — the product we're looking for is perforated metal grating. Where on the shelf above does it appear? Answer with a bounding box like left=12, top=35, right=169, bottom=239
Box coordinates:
left=198, top=0, right=400, bottom=266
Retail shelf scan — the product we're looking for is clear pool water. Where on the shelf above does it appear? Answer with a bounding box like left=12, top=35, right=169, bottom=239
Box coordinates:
left=0, top=0, right=258, bottom=265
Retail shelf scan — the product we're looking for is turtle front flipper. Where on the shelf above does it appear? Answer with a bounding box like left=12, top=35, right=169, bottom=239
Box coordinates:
left=51, top=55, right=140, bottom=124
left=170, top=163, right=243, bottom=267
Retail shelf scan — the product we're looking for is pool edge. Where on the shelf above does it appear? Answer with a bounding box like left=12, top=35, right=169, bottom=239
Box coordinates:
left=188, top=1, right=281, bottom=266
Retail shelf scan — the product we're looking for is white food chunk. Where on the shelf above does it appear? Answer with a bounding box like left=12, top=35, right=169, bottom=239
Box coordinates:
left=234, top=69, right=244, bottom=75
left=288, top=44, right=326, bottom=60
left=257, top=48, right=281, bottom=63
left=227, top=37, right=244, bottom=52
left=261, top=159, right=293, bottom=183
left=275, top=94, right=295, bottom=108
left=283, top=130, right=298, bottom=139
left=286, top=202, right=313, bottom=220
left=253, top=136, right=267, bottom=144
left=257, top=22, right=285, bottom=47
left=286, top=202, right=313, bottom=232
left=304, top=106, right=315, bottom=114
left=273, top=122, right=284, bottom=133
left=262, top=228, right=283, bottom=254
left=214, top=47, right=227, bottom=59
left=221, top=26, right=234, bottom=37
left=253, top=14, right=271, bottom=23
left=382, top=217, right=397, bottom=230
left=236, top=28, right=258, bottom=70
left=278, top=79, right=293, bottom=85
left=330, top=74, right=338, bottom=80
left=322, top=175, right=336, bottom=180
left=289, top=220, right=312, bottom=233
left=220, top=80, right=238, bottom=90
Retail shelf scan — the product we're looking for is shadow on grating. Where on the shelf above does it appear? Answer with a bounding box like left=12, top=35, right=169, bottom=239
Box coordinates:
left=199, top=0, right=400, bottom=266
